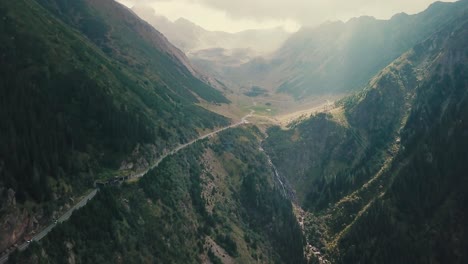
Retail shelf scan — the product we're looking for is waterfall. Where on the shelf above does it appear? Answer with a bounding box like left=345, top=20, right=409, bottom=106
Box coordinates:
left=259, top=144, right=295, bottom=201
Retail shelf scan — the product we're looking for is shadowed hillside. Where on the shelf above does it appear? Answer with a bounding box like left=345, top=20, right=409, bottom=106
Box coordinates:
left=265, top=12, right=468, bottom=263
left=11, top=127, right=306, bottom=264
left=0, top=0, right=229, bottom=251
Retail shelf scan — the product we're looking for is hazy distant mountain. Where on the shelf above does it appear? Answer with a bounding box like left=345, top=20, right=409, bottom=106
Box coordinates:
left=222, top=0, right=468, bottom=98
left=131, top=5, right=291, bottom=56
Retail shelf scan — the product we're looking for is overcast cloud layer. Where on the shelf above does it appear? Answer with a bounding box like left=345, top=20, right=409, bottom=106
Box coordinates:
left=118, top=0, right=457, bottom=32
left=201, top=0, right=458, bottom=23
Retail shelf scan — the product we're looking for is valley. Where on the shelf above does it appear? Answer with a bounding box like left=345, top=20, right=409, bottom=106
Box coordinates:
left=1, top=0, right=467, bottom=263
left=201, top=90, right=345, bottom=129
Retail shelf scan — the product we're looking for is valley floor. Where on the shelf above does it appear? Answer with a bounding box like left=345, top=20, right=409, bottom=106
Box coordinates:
left=201, top=91, right=348, bottom=128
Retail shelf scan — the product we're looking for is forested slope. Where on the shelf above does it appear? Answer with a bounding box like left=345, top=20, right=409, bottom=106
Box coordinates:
left=265, top=13, right=468, bottom=263
left=0, top=0, right=228, bottom=202
left=0, top=0, right=229, bottom=251
left=333, top=16, right=468, bottom=264
left=11, top=127, right=305, bottom=264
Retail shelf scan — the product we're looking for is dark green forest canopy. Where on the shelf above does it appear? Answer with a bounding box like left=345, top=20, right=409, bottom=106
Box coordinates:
left=0, top=0, right=229, bottom=203
left=2, top=0, right=468, bottom=263
left=12, top=127, right=305, bottom=264
left=265, top=14, right=468, bottom=264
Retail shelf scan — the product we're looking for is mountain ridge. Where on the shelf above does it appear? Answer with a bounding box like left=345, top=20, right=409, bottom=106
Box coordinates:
left=130, top=4, right=291, bottom=55
left=1, top=0, right=467, bottom=263
left=214, top=0, right=467, bottom=98
left=265, top=11, right=468, bottom=263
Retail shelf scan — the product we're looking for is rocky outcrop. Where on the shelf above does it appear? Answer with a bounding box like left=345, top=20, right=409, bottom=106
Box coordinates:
left=0, top=208, right=38, bottom=252
left=119, top=144, right=160, bottom=173
left=6, top=188, right=15, bottom=207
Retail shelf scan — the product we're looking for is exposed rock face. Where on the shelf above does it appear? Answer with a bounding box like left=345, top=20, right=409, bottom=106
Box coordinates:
left=65, top=241, right=76, bottom=264
left=0, top=187, right=41, bottom=252
left=27, top=216, right=39, bottom=231
left=6, top=188, right=16, bottom=207
left=1, top=209, right=30, bottom=252
left=119, top=161, right=134, bottom=171
left=119, top=144, right=159, bottom=172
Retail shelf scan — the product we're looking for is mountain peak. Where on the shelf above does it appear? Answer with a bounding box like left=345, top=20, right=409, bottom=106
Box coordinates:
left=130, top=4, right=154, bottom=16
left=173, top=17, right=207, bottom=33
left=347, top=15, right=377, bottom=25
left=390, top=12, right=409, bottom=20
left=424, top=0, right=461, bottom=13
left=175, top=17, right=198, bottom=27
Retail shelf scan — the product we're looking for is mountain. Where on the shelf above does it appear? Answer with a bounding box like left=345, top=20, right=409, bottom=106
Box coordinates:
left=3, top=0, right=468, bottom=262
left=131, top=5, right=291, bottom=56
left=36, top=0, right=229, bottom=102
left=0, top=0, right=230, bottom=251
left=265, top=9, right=468, bottom=263
left=223, top=0, right=468, bottom=98
left=130, top=5, right=292, bottom=89
left=11, top=127, right=306, bottom=264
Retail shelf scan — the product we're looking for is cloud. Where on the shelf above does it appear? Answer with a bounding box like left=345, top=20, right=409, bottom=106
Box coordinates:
left=120, top=0, right=301, bottom=32
left=118, top=0, right=456, bottom=32
left=124, top=0, right=455, bottom=26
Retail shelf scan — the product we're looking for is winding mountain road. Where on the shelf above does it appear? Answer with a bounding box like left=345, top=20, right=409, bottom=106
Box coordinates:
left=127, top=110, right=254, bottom=181
left=0, top=111, right=253, bottom=264
left=0, top=190, right=98, bottom=264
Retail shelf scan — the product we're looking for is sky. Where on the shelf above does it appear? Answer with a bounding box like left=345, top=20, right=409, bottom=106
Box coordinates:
left=116, top=0, right=457, bottom=33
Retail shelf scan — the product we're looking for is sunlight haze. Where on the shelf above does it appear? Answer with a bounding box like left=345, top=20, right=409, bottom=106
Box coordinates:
left=117, top=0, right=457, bottom=32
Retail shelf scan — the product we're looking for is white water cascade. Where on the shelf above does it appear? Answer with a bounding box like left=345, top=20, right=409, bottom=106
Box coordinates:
left=259, top=144, right=295, bottom=200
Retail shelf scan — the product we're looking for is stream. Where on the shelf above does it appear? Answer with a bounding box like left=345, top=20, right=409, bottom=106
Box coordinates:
left=259, top=143, right=297, bottom=202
